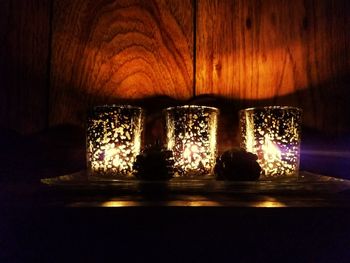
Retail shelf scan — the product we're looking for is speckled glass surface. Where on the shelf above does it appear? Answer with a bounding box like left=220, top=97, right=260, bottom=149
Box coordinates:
left=86, top=105, right=143, bottom=179
left=164, top=105, right=219, bottom=177
left=239, top=106, right=302, bottom=179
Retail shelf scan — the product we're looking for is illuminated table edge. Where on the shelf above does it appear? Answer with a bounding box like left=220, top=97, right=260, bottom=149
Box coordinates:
left=40, top=170, right=350, bottom=187
left=16, top=170, right=348, bottom=207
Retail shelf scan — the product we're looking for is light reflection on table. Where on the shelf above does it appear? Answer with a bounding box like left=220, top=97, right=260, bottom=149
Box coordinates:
left=66, top=196, right=330, bottom=208
left=252, top=197, right=286, bottom=207
left=36, top=171, right=350, bottom=208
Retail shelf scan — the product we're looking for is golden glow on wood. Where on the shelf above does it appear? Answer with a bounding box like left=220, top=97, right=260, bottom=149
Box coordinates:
left=196, top=0, right=350, bottom=133
left=197, top=41, right=310, bottom=99
left=50, top=0, right=193, bottom=125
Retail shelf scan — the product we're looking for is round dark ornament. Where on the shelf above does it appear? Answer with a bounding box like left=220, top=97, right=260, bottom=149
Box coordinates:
left=133, top=142, right=174, bottom=181
left=214, top=148, right=261, bottom=181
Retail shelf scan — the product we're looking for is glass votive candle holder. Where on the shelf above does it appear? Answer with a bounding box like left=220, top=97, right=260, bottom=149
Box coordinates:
left=86, top=105, right=143, bottom=179
left=239, top=106, right=302, bottom=179
left=164, top=105, right=219, bottom=177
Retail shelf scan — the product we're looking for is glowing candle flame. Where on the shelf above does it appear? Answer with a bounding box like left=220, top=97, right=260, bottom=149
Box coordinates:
left=181, top=142, right=206, bottom=172
left=183, top=143, right=200, bottom=160
left=239, top=107, right=302, bottom=178
left=262, top=135, right=281, bottom=162
left=87, top=105, right=143, bottom=178
left=111, top=152, right=122, bottom=167
left=165, top=106, right=219, bottom=177
left=104, top=145, right=118, bottom=159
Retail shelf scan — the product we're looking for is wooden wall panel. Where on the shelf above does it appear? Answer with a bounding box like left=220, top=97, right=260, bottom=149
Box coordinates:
left=0, top=0, right=51, bottom=133
left=196, top=0, right=350, bottom=133
left=50, top=0, right=193, bottom=126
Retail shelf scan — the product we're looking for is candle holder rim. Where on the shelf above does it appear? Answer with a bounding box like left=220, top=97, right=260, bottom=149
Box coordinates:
left=92, top=104, right=143, bottom=111
left=239, top=106, right=302, bottom=113
left=163, top=105, right=220, bottom=113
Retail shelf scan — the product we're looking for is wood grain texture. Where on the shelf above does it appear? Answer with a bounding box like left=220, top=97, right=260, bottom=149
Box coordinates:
left=196, top=0, right=350, bottom=133
left=50, top=0, right=193, bottom=126
left=0, top=0, right=51, bottom=133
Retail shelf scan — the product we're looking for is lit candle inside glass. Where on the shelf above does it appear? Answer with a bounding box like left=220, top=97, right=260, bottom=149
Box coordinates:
left=262, top=134, right=282, bottom=164
left=164, top=105, right=219, bottom=177
left=86, top=105, right=143, bottom=179
left=239, top=106, right=302, bottom=179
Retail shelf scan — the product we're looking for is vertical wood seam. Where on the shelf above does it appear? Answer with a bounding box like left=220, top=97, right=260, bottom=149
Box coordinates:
left=45, top=0, right=54, bottom=129
left=192, top=0, right=197, bottom=97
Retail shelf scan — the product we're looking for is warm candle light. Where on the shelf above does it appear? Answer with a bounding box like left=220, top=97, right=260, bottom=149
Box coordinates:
left=182, top=142, right=205, bottom=171
left=239, top=106, right=302, bottom=179
left=86, top=105, right=143, bottom=179
left=164, top=105, right=219, bottom=177
left=262, top=134, right=281, bottom=162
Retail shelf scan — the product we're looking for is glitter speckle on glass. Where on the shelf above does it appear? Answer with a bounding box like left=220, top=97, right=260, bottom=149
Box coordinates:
left=164, top=105, right=219, bottom=177
left=239, top=106, right=302, bottom=179
left=86, top=105, right=143, bottom=179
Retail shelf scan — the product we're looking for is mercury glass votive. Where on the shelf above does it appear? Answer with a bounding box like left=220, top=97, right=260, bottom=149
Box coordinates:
left=86, top=105, right=143, bottom=179
left=164, top=105, right=219, bottom=177
left=239, top=106, right=302, bottom=179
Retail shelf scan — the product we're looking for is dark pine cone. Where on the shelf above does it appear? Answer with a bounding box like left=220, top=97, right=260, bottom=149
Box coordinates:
left=214, top=148, right=261, bottom=181
left=133, top=142, right=174, bottom=181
